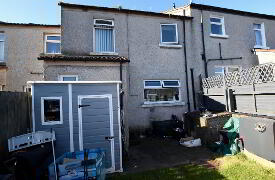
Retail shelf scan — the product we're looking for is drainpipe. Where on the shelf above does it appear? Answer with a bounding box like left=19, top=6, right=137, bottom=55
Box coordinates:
left=119, top=62, right=123, bottom=108
left=200, top=9, right=208, bottom=78
left=183, top=10, right=191, bottom=112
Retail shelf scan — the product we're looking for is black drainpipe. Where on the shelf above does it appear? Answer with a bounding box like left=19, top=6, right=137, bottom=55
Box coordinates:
left=183, top=10, right=191, bottom=112
left=200, top=9, right=208, bottom=78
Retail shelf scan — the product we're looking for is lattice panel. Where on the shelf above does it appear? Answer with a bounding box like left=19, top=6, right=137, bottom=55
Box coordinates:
left=202, top=63, right=275, bottom=89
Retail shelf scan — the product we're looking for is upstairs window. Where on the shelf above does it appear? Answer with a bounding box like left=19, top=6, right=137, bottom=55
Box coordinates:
left=210, top=16, right=226, bottom=37
left=94, top=19, right=115, bottom=53
left=0, top=33, right=5, bottom=61
left=144, top=80, right=180, bottom=104
left=41, top=97, right=63, bottom=125
left=253, top=23, right=267, bottom=48
left=58, top=75, right=78, bottom=81
left=160, top=24, right=178, bottom=44
left=45, top=34, right=61, bottom=54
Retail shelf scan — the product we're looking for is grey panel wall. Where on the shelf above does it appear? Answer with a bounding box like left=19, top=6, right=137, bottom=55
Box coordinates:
left=33, top=83, right=70, bottom=157
left=240, top=117, right=275, bottom=162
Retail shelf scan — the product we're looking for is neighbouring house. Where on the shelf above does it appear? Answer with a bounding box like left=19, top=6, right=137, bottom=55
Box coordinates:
left=0, top=22, right=60, bottom=91
left=165, top=3, right=275, bottom=105
left=253, top=49, right=275, bottom=64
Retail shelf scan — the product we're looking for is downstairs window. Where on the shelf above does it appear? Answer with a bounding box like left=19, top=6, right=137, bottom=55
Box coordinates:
left=144, top=80, right=180, bottom=104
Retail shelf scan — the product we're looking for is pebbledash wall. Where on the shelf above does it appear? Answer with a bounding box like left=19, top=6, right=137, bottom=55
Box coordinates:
left=0, top=23, right=60, bottom=91
left=165, top=4, right=275, bottom=109
left=42, top=4, right=194, bottom=130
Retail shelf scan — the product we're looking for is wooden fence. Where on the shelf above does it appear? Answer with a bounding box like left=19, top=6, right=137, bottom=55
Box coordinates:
left=0, top=92, right=32, bottom=161
left=202, top=63, right=275, bottom=115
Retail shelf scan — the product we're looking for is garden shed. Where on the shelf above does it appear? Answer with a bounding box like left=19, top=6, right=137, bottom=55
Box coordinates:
left=28, top=81, right=123, bottom=173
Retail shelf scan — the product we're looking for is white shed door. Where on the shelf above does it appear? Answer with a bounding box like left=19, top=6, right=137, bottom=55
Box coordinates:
left=78, top=94, right=115, bottom=172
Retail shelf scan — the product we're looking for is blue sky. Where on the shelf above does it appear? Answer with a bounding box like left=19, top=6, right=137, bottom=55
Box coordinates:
left=0, top=0, right=274, bottom=25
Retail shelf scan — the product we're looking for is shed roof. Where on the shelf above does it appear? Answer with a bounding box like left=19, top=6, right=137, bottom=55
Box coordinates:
left=38, top=54, right=130, bottom=63
left=58, top=2, right=193, bottom=20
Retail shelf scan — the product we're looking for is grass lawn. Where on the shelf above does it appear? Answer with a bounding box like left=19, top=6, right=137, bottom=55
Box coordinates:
left=108, top=153, right=275, bottom=180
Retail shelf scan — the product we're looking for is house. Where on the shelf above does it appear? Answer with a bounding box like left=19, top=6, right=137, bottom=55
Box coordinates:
left=38, top=2, right=194, bottom=143
left=0, top=22, right=60, bottom=91
left=164, top=3, right=275, bottom=108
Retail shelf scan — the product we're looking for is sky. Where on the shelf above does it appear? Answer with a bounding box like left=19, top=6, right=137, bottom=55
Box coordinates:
left=0, top=0, right=274, bottom=25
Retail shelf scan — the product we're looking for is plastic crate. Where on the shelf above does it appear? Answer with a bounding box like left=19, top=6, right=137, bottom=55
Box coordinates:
left=8, top=131, right=56, bottom=152
left=48, top=148, right=106, bottom=180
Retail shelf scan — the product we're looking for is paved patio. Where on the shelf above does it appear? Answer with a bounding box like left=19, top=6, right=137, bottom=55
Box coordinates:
left=124, top=137, right=215, bottom=173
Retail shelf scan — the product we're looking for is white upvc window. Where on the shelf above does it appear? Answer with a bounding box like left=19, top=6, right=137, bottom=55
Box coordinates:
left=93, top=19, right=115, bottom=53
left=41, top=97, right=63, bottom=125
left=58, top=75, right=78, bottom=81
left=210, top=16, right=228, bottom=38
left=144, top=80, right=180, bottom=104
left=215, top=66, right=240, bottom=76
left=160, top=24, right=178, bottom=44
left=0, top=33, right=5, bottom=61
left=44, top=34, right=61, bottom=54
left=253, top=23, right=267, bottom=49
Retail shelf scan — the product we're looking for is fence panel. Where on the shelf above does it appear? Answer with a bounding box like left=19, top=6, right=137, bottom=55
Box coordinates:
left=0, top=92, right=32, bottom=161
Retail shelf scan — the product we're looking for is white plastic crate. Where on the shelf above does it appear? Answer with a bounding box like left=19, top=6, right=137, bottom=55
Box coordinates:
left=8, top=131, right=56, bottom=152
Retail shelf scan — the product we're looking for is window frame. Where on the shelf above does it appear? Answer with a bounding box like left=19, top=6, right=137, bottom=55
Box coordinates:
left=0, top=32, right=5, bottom=61
left=41, top=96, right=63, bottom=125
left=253, top=23, right=268, bottom=49
left=160, top=24, right=179, bottom=44
left=93, top=19, right=116, bottom=54
left=44, top=34, right=61, bottom=54
left=58, top=75, right=79, bottom=81
left=210, top=16, right=228, bottom=38
left=143, top=80, right=181, bottom=104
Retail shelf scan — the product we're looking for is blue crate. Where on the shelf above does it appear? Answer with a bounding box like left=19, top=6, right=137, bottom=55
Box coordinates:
left=48, top=148, right=106, bottom=180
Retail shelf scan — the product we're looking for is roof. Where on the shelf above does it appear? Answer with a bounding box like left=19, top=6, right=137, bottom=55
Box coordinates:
left=38, top=54, right=130, bottom=63
left=0, top=21, right=60, bottom=28
left=58, top=2, right=193, bottom=20
left=189, top=3, right=275, bottom=20
left=255, top=49, right=275, bottom=52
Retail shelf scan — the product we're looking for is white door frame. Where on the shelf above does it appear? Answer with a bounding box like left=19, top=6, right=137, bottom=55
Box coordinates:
left=78, top=94, right=115, bottom=172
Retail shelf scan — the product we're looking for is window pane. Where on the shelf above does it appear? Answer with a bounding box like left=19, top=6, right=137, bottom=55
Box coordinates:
left=47, top=36, right=61, bottom=41
left=46, top=42, right=61, bottom=54
left=253, top=24, right=261, bottom=29
left=95, top=20, right=113, bottom=26
left=44, top=99, right=60, bottom=122
left=0, top=33, right=4, bottom=41
left=161, top=25, right=177, bottom=43
left=163, top=80, right=179, bottom=87
left=227, top=67, right=239, bottom=73
left=215, top=67, right=224, bottom=74
left=144, top=88, right=179, bottom=102
left=0, top=41, right=4, bottom=61
left=211, top=24, right=223, bottom=35
left=255, top=30, right=263, bottom=46
left=95, top=28, right=114, bottom=52
left=144, top=81, right=161, bottom=87
left=63, top=77, right=77, bottom=81
left=210, top=18, right=221, bottom=23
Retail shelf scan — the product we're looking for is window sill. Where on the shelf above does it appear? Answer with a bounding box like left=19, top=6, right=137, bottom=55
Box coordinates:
left=42, top=122, right=63, bottom=125
left=254, top=46, right=270, bottom=49
left=44, top=53, right=62, bottom=55
left=210, top=34, right=229, bottom=39
left=141, top=102, right=185, bottom=108
left=90, top=52, right=119, bottom=56
left=159, top=44, right=182, bottom=48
